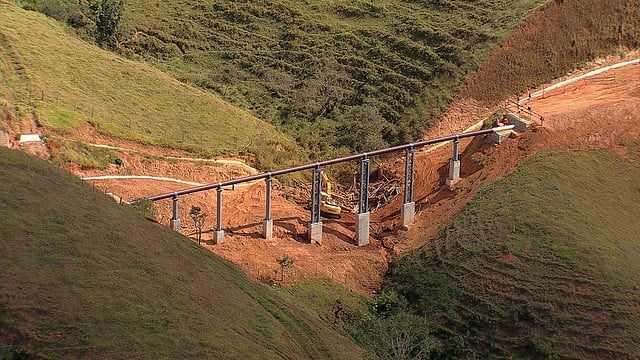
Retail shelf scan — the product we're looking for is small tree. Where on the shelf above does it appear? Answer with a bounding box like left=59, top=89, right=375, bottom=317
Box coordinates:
left=95, top=0, right=123, bottom=48
left=276, top=255, right=295, bottom=281
left=370, top=312, right=441, bottom=360
left=189, top=206, right=207, bottom=245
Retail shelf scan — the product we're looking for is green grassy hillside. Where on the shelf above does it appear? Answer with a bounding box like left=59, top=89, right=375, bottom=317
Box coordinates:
left=0, top=3, right=296, bottom=163
left=118, top=0, right=545, bottom=157
left=23, top=0, right=544, bottom=158
left=374, top=149, right=640, bottom=358
left=0, top=147, right=363, bottom=359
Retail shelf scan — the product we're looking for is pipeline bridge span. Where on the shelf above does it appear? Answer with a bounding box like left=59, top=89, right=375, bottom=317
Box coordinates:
left=142, top=125, right=515, bottom=245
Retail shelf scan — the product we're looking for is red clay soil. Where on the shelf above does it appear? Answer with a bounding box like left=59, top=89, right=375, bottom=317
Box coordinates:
left=79, top=58, right=640, bottom=295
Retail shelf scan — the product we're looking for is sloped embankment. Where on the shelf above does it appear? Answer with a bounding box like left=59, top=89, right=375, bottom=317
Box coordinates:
left=0, top=3, right=295, bottom=161
left=0, top=147, right=363, bottom=359
left=386, top=148, right=640, bottom=358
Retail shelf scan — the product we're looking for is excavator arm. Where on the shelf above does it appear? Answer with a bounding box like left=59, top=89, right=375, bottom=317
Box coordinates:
left=318, top=171, right=341, bottom=218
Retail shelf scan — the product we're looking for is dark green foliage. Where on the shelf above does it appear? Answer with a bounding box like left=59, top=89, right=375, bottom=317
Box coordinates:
left=343, top=291, right=444, bottom=359
left=337, top=105, right=389, bottom=153
left=95, top=0, right=123, bottom=48
left=366, top=312, right=441, bottom=360
left=21, top=0, right=124, bottom=48
left=20, top=0, right=77, bottom=21
left=114, top=0, right=544, bottom=157
left=20, top=0, right=103, bottom=41
left=385, top=259, right=462, bottom=317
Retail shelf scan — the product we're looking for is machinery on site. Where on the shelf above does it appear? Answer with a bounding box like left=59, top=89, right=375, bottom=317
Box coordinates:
left=319, top=171, right=342, bottom=219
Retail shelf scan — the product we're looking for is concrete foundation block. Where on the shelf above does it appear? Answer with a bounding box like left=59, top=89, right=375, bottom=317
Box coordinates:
left=506, top=113, right=530, bottom=133
left=488, top=131, right=510, bottom=144
left=355, top=212, right=370, bottom=246
left=213, top=229, right=225, bottom=244
left=447, top=159, right=461, bottom=187
left=262, top=219, right=273, bottom=240
left=309, top=222, right=323, bottom=244
left=171, top=219, right=181, bottom=232
left=401, top=202, right=415, bottom=229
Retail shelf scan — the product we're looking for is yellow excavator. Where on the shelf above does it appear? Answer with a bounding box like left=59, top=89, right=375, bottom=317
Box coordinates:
left=318, top=171, right=342, bottom=219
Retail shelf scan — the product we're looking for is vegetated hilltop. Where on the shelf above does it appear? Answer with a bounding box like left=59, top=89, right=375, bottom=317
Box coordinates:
left=0, top=147, right=364, bottom=359
left=464, top=0, right=640, bottom=102
left=378, top=149, right=640, bottom=359
left=24, top=0, right=546, bottom=158
left=0, top=3, right=296, bottom=166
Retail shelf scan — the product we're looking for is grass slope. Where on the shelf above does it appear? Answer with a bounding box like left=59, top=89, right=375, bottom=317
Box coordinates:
left=116, top=0, right=545, bottom=157
left=384, top=149, right=640, bottom=358
left=0, top=4, right=295, bottom=161
left=464, top=0, right=640, bottom=102
left=0, top=147, right=363, bottom=359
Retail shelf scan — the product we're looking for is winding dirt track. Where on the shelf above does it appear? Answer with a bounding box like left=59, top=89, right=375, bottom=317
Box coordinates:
left=83, top=56, right=640, bottom=294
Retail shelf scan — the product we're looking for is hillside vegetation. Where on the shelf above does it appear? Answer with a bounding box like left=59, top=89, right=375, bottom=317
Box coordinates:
left=20, top=0, right=546, bottom=158
left=372, top=149, right=640, bottom=358
left=0, top=147, right=364, bottom=359
left=464, top=0, right=640, bottom=102
left=0, top=4, right=296, bottom=164
left=120, top=0, right=546, bottom=158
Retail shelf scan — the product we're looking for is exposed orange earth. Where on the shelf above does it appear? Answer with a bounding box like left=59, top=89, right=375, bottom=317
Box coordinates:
left=78, top=57, right=639, bottom=294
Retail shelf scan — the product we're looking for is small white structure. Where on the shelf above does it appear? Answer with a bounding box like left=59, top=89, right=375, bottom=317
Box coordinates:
left=18, top=134, right=43, bottom=144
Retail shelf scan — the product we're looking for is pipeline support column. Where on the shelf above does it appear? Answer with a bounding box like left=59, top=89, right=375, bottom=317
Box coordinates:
left=213, top=187, right=224, bottom=244
left=171, top=193, right=181, bottom=231
left=309, top=166, right=323, bottom=244
left=447, top=137, right=461, bottom=187
left=401, top=147, right=415, bottom=228
left=263, top=175, right=273, bottom=240
left=356, top=156, right=370, bottom=246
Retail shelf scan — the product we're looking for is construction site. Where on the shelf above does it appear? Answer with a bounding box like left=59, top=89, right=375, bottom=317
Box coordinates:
left=9, top=54, right=639, bottom=295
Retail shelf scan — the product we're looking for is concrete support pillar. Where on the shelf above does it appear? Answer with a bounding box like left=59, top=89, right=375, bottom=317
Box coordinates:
left=401, top=147, right=416, bottom=228
left=355, top=212, right=370, bottom=246
left=447, top=138, right=461, bottom=187
left=447, top=159, right=461, bottom=187
left=309, top=166, right=323, bottom=244
left=171, top=193, right=180, bottom=232
left=171, top=219, right=181, bottom=232
left=213, top=230, right=224, bottom=244
left=263, top=219, right=273, bottom=240
left=356, top=156, right=370, bottom=247
left=264, top=175, right=273, bottom=240
left=214, top=187, right=224, bottom=244
left=401, top=202, right=415, bottom=229
left=309, top=222, right=323, bottom=244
